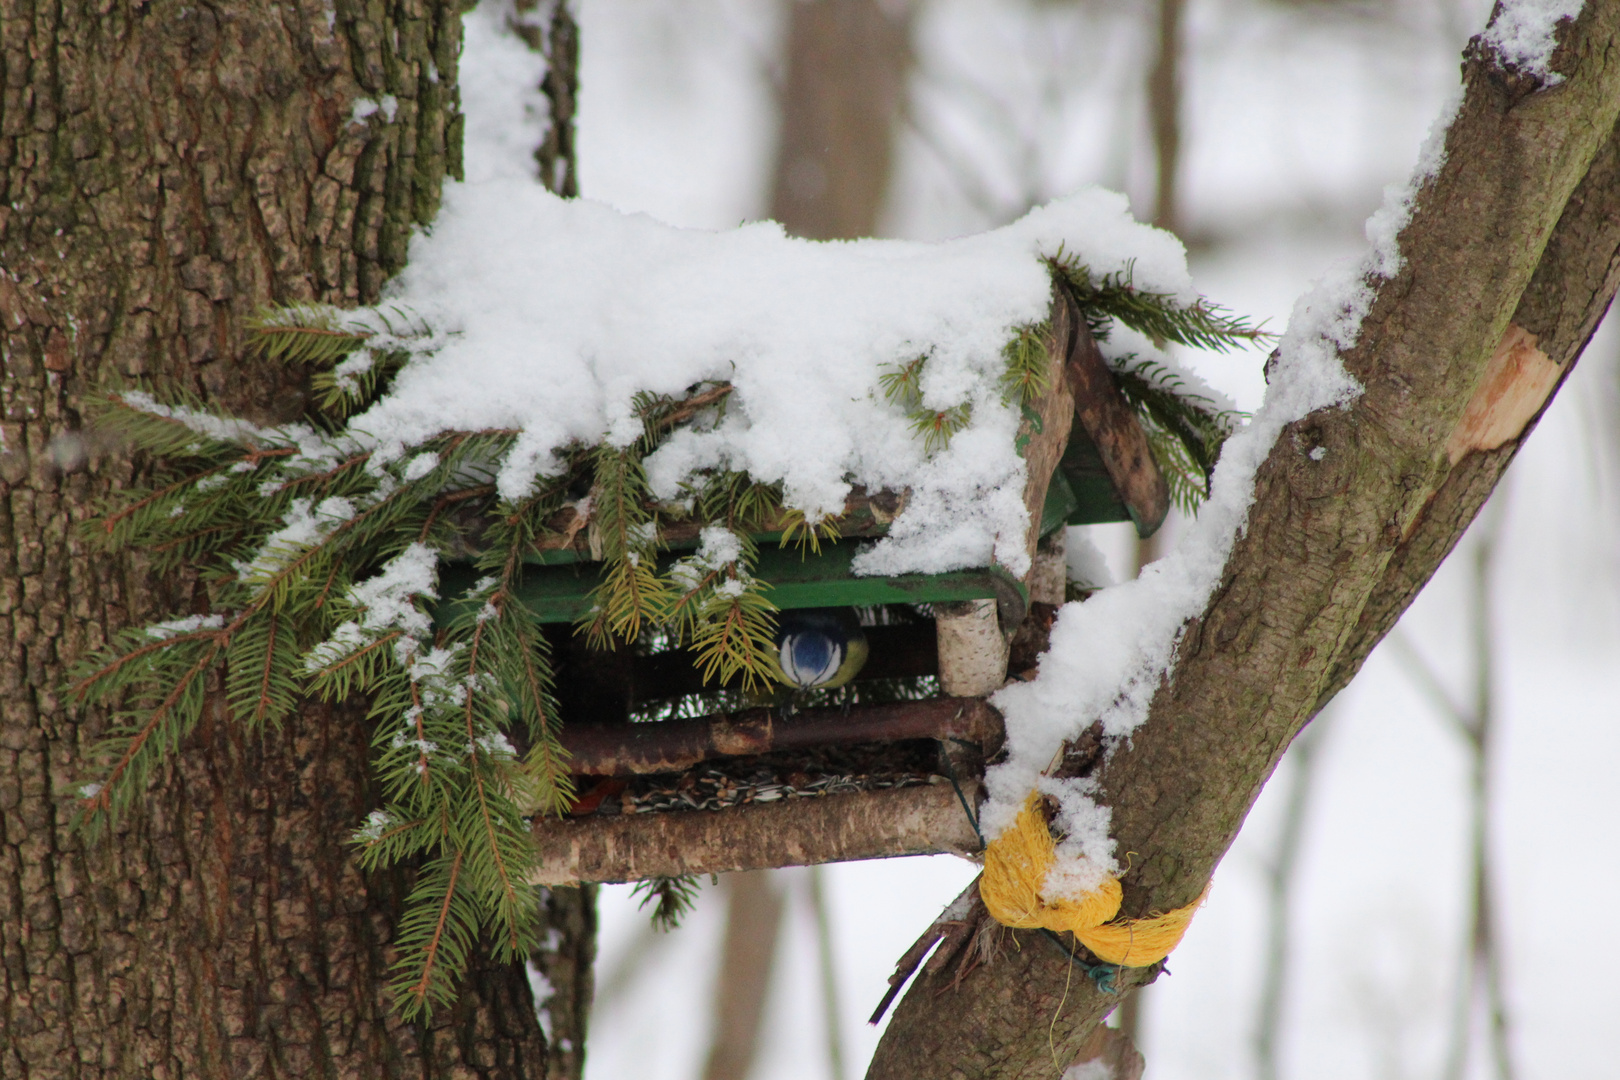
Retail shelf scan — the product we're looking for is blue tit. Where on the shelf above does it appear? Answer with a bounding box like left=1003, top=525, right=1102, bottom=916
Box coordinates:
left=772, top=608, right=869, bottom=690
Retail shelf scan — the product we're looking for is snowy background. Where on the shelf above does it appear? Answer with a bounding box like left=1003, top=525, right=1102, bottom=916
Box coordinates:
left=484, top=2, right=1618, bottom=1078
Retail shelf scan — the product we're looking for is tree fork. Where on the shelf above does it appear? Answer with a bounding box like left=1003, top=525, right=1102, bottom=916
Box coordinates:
left=867, top=9, right=1620, bottom=1079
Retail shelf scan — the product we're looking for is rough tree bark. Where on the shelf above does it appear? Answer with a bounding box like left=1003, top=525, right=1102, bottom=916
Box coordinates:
left=868, top=7, right=1620, bottom=1078
left=0, top=3, right=589, bottom=1077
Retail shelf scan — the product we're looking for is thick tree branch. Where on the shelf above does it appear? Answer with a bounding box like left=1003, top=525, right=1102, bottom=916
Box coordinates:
left=868, top=10, right=1620, bottom=1078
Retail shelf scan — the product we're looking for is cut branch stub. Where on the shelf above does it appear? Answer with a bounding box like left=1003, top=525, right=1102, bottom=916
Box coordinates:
left=935, top=599, right=1012, bottom=697
left=1058, top=283, right=1171, bottom=538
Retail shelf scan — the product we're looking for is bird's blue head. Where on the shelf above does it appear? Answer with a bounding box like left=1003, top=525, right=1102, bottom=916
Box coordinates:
left=772, top=609, right=869, bottom=689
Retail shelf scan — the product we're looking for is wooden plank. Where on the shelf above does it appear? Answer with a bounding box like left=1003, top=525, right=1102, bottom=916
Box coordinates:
left=559, top=697, right=998, bottom=776
left=1015, top=287, right=1077, bottom=568
left=530, top=780, right=984, bottom=885
left=1057, top=284, right=1171, bottom=538
left=750, top=545, right=1028, bottom=625
left=437, top=542, right=1029, bottom=626
left=527, top=487, right=909, bottom=564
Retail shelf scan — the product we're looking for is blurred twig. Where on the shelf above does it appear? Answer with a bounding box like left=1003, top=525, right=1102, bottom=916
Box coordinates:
left=1252, top=708, right=1334, bottom=1080
left=702, top=871, right=787, bottom=1080
left=1148, top=0, right=1184, bottom=236
left=807, top=866, right=847, bottom=1080
left=1389, top=491, right=1517, bottom=1080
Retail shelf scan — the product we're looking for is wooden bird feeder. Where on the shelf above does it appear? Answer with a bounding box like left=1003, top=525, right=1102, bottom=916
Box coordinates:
left=436, top=285, right=1170, bottom=886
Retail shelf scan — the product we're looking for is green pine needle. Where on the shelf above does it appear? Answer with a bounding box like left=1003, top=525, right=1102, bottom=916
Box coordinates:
left=878, top=355, right=927, bottom=409
left=247, top=304, right=373, bottom=365
left=909, top=404, right=972, bottom=454
left=1049, top=252, right=1271, bottom=353
left=1000, top=324, right=1053, bottom=405
left=632, top=874, right=706, bottom=932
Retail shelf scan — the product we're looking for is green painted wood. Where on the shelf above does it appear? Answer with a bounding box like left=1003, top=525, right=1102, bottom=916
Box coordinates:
left=1040, top=469, right=1080, bottom=536
left=435, top=542, right=1029, bottom=628
left=1056, top=425, right=1133, bottom=526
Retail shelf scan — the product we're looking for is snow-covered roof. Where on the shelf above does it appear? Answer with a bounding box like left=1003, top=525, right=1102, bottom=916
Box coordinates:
left=356, top=183, right=1196, bottom=580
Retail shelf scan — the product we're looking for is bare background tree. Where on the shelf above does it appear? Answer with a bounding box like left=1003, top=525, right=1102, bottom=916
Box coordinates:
left=1388, top=492, right=1517, bottom=1080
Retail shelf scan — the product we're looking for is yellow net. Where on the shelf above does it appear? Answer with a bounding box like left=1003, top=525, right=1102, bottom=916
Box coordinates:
left=979, top=793, right=1208, bottom=967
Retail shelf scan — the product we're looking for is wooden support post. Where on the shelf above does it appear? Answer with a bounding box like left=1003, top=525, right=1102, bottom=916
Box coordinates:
left=935, top=598, right=1010, bottom=697
left=1028, top=528, right=1067, bottom=607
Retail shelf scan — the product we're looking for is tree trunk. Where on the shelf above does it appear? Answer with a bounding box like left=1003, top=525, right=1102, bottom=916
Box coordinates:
left=0, top=2, right=589, bottom=1076
left=868, top=8, right=1620, bottom=1078
left=700, top=871, right=786, bottom=1080
left=1147, top=0, right=1185, bottom=237
left=767, top=0, right=911, bottom=240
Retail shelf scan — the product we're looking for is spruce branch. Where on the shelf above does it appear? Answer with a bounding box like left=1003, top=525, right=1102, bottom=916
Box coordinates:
left=687, top=576, right=779, bottom=693
left=581, top=443, right=671, bottom=647
left=910, top=404, right=973, bottom=454
left=1049, top=253, right=1270, bottom=353
left=478, top=593, right=573, bottom=816
left=878, top=356, right=927, bottom=409
left=70, top=625, right=225, bottom=703
left=225, top=614, right=301, bottom=731
left=632, top=874, right=706, bottom=931
left=777, top=508, right=842, bottom=555
left=457, top=616, right=536, bottom=949
left=393, top=849, right=476, bottom=1021
left=880, top=354, right=974, bottom=454
left=663, top=527, right=780, bottom=691
left=305, top=630, right=404, bottom=701
left=90, top=389, right=278, bottom=458
left=351, top=811, right=431, bottom=865
left=1000, top=323, right=1053, bottom=405
left=1112, top=355, right=1245, bottom=511
left=74, top=637, right=225, bottom=831
left=246, top=304, right=374, bottom=365
left=634, top=381, right=734, bottom=451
